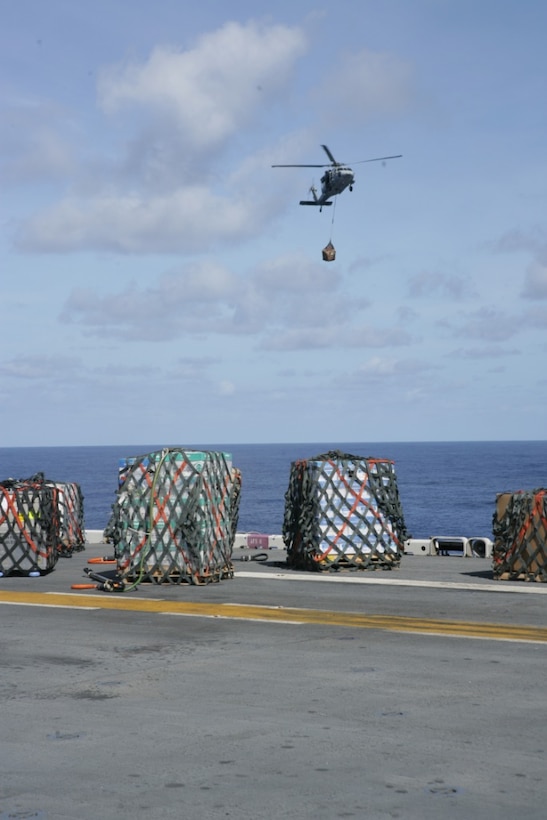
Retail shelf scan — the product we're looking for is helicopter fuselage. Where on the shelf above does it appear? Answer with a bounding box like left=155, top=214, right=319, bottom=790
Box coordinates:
left=320, top=166, right=354, bottom=199
left=302, top=167, right=354, bottom=210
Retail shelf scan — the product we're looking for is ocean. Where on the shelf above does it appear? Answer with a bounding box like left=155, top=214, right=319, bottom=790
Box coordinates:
left=1, top=441, right=546, bottom=539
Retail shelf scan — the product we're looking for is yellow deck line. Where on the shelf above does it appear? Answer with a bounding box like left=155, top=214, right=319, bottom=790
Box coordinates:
left=1, top=590, right=546, bottom=643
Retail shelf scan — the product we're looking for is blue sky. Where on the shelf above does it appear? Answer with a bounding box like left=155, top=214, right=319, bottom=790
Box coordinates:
left=2, top=0, right=546, bottom=446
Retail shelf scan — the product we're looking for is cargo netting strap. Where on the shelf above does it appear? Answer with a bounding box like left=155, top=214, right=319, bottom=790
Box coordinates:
left=282, top=450, right=408, bottom=571
left=492, top=488, right=547, bottom=581
left=28, top=473, right=86, bottom=555
left=104, top=448, right=240, bottom=585
left=0, top=478, right=60, bottom=574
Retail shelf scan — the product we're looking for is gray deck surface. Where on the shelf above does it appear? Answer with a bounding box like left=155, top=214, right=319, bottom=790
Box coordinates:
left=1, top=543, right=546, bottom=820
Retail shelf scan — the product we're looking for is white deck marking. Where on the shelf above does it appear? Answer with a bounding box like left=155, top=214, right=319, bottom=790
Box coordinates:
left=234, top=569, right=547, bottom=594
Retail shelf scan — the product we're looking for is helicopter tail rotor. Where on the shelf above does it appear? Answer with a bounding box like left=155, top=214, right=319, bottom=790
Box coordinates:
left=299, top=184, right=331, bottom=208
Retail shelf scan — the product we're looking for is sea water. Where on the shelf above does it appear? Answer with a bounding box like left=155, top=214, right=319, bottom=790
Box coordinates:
left=1, top=441, right=546, bottom=539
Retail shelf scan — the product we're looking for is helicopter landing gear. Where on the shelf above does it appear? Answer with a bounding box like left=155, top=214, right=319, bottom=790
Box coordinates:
left=349, top=185, right=353, bottom=192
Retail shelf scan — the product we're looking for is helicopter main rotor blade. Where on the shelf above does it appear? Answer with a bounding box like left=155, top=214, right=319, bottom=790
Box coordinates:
left=351, top=154, right=403, bottom=164
left=321, top=145, right=338, bottom=165
left=271, top=164, right=330, bottom=168
left=272, top=154, right=402, bottom=168
left=272, top=153, right=402, bottom=168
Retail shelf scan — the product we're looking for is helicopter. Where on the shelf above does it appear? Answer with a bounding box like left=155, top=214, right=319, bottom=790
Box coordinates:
left=272, top=144, right=402, bottom=212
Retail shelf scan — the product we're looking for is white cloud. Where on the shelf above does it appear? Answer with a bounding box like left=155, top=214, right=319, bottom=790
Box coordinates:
left=254, top=252, right=341, bottom=293
left=330, top=356, right=436, bottom=399
left=59, top=253, right=376, bottom=345
left=0, top=355, right=81, bottom=380
left=12, top=20, right=308, bottom=254
left=98, top=21, right=308, bottom=151
left=15, top=184, right=278, bottom=253
left=53, top=246, right=422, bottom=354
left=60, top=261, right=242, bottom=341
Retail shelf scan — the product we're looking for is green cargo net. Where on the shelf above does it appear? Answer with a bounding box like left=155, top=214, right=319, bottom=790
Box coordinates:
left=0, top=477, right=60, bottom=575
left=492, top=488, right=547, bottom=581
left=282, top=450, right=408, bottom=571
left=104, top=448, right=241, bottom=585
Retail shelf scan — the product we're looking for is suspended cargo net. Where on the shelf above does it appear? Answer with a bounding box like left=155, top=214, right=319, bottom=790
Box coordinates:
left=0, top=478, right=60, bottom=575
left=104, top=448, right=241, bottom=585
left=492, top=489, right=547, bottom=581
left=283, top=450, right=408, bottom=571
left=322, top=241, right=336, bottom=261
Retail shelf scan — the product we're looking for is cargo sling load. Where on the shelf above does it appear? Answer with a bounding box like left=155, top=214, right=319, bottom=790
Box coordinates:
left=0, top=477, right=59, bottom=575
left=282, top=450, right=408, bottom=571
left=492, top=488, right=547, bottom=581
left=0, top=474, right=85, bottom=576
left=104, top=447, right=241, bottom=584
left=34, top=473, right=85, bottom=556
left=322, top=241, right=336, bottom=261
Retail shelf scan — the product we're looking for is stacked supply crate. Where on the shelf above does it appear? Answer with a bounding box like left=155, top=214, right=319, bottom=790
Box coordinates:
left=283, top=450, right=408, bottom=571
left=492, top=489, right=547, bottom=581
left=33, top=474, right=85, bottom=555
left=0, top=477, right=59, bottom=575
left=104, top=447, right=241, bottom=584
left=52, top=480, right=85, bottom=554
